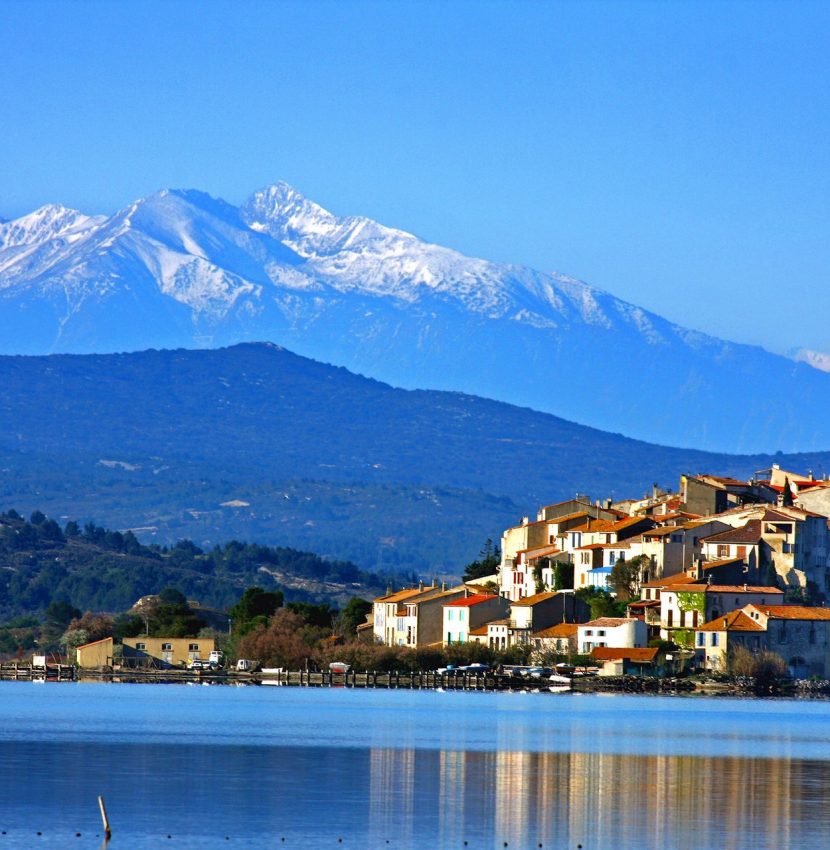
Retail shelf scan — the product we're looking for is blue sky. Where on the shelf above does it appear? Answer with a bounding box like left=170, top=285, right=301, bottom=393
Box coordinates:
left=1, top=0, right=828, bottom=355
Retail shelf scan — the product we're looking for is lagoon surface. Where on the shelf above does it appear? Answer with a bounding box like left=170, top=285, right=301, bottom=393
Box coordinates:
left=1, top=683, right=830, bottom=849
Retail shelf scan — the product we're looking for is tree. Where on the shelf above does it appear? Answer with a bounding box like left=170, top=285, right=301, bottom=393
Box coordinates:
left=575, top=587, right=626, bottom=619
left=608, top=555, right=649, bottom=600
left=339, top=597, right=372, bottom=637
left=461, top=539, right=501, bottom=582
left=236, top=608, right=325, bottom=668
left=552, top=561, right=574, bottom=590
left=63, top=611, right=115, bottom=645
left=45, top=599, right=82, bottom=630
left=229, top=586, right=284, bottom=635
left=782, top=477, right=794, bottom=507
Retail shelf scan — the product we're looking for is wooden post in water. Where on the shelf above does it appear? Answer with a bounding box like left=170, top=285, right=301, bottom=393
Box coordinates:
left=98, top=795, right=112, bottom=840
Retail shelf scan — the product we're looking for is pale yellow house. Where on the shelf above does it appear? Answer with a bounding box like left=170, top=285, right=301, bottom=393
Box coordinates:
left=76, top=636, right=114, bottom=669
left=121, top=636, right=215, bottom=668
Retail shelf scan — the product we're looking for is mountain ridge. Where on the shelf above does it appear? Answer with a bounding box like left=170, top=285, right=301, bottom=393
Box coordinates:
left=1, top=342, right=829, bottom=575
left=0, top=184, right=825, bottom=452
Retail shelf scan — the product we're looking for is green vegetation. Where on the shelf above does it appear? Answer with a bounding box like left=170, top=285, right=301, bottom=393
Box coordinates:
left=608, top=555, right=649, bottom=600
left=575, top=587, right=626, bottom=619
left=461, top=539, right=501, bottom=583
left=0, top=510, right=392, bottom=621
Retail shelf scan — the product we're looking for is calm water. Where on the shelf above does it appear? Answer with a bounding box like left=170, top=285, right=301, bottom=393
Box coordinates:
left=1, top=682, right=829, bottom=849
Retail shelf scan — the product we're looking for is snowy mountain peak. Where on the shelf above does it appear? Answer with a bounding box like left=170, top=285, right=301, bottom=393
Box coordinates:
left=0, top=203, right=103, bottom=250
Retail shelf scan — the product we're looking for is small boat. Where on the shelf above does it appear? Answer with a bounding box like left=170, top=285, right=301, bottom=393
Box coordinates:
left=549, top=673, right=573, bottom=685
left=329, top=662, right=351, bottom=674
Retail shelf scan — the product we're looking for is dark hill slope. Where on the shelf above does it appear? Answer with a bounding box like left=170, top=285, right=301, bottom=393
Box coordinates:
left=0, top=343, right=826, bottom=573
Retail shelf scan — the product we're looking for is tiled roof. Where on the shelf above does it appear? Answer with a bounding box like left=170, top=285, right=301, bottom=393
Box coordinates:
left=468, top=625, right=489, bottom=636
left=749, top=605, right=830, bottom=621
left=377, top=587, right=434, bottom=603
left=670, top=584, right=783, bottom=594
left=702, top=520, right=763, bottom=544
left=642, top=526, right=682, bottom=538
left=641, top=572, right=701, bottom=589
left=545, top=510, right=592, bottom=524
left=581, top=617, right=633, bottom=628
left=533, top=623, right=579, bottom=639
left=511, top=591, right=559, bottom=607
left=445, top=593, right=497, bottom=608
left=590, top=647, right=658, bottom=663
left=697, top=610, right=765, bottom=632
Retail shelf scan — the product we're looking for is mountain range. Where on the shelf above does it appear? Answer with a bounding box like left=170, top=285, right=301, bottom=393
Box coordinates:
left=1, top=343, right=828, bottom=576
left=1, top=183, right=827, bottom=454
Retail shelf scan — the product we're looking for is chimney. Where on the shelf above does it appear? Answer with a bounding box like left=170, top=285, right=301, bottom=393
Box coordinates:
left=441, top=581, right=446, bottom=591
left=743, top=583, right=748, bottom=591
left=418, top=580, right=424, bottom=591
left=723, top=618, right=727, bottom=629
left=653, top=483, right=659, bottom=500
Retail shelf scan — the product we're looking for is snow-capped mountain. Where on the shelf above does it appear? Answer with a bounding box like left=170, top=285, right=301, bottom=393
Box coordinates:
left=0, top=182, right=827, bottom=453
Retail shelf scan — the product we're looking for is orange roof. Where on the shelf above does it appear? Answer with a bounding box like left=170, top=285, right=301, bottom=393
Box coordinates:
left=533, top=623, right=579, bottom=639
left=642, top=526, right=682, bottom=538
left=546, top=510, right=592, bottom=524
left=445, top=594, right=497, bottom=608
left=748, top=605, right=830, bottom=621
left=641, top=572, right=701, bottom=589
left=512, top=591, right=559, bottom=607
left=697, top=610, right=765, bottom=632
left=670, top=584, right=783, bottom=594
left=590, top=647, right=658, bottom=663
left=581, top=617, right=633, bottom=628
left=376, top=587, right=433, bottom=603
left=468, top=625, right=490, bottom=636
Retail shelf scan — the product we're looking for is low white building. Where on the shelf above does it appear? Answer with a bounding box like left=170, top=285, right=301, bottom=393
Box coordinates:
left=577, top=618, right=648, bottom=655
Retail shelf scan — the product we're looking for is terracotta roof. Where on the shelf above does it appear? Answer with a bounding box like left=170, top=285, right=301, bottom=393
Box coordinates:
left=511, top=591, right=560, bottom=607
left=468, top=625, right=489, bottom=636
left=590, top=647, right=658, bottom=663
left=641, top=572, right=702, bottom=589
left=700, top=557, right=745, bottom=570
left=516, top=544, right=560, bottom=558
left=377, top=587, right=435, bottom=603
left=533, top=623, right=579, bottom=639
left=642, top=526, right=682, bottom=538
left=445, top=594, right=497, bottom=608
left=669, top=584, right=783, bottom=594
left=545, top=510, right=592, bottom=524
left=697, top=610, right=765, bottom=632
left=581, top=617, right=633, bottom=628
left=627, top=599, right=660, bottom=609
left=702, top=520, right=763, bottom=545
left=748, top=605, right=830, bottom=621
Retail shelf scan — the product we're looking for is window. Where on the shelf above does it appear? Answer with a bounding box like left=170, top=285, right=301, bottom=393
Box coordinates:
left=447, top=610, right=454, bottom=621
left=667, top=610, right=674, bottom=627
left=597, top=630, right=606, bottom=637
left=717, top=545, right=730, bottom=558
left=585, top=629, right=593, bottom=636
left=136, top=642, right=146, bottom=651
left=459, top=610, right=466, bottom=621
left=671, top=535, right=682, bottom=544
left=696, top=633, right=705, bottom=648
left=711, top=633, right=719, bottom=647
left=162, top=643, right=172, bottom=651
left=188, top=643, right=199, bottom=651
left=581, top=552, right=590, bottom=564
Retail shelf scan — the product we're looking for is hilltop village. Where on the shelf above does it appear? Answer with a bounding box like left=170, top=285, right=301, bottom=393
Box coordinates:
left=368, top=464, right=830, bottom=679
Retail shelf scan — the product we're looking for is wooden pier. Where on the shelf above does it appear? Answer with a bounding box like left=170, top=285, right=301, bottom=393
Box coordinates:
left=0, top=662, right=75, bottom=681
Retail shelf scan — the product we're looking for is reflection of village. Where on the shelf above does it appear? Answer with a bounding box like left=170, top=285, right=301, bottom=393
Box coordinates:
left=367, top=746, right=830, bottom=849
left=368, top=466, right=830, bottom=678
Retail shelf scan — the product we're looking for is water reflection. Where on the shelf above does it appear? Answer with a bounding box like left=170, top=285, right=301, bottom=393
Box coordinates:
left=364, top=747, right=830, bottom=850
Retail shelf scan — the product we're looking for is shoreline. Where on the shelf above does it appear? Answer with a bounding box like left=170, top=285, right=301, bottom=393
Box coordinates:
left=2, top=664, right=827, bottom=698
